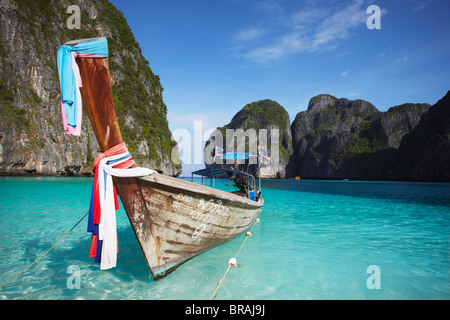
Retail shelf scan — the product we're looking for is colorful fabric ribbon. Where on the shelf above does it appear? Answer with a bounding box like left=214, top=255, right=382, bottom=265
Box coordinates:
left=87, top=142, right=155, bottom=270
left=57, top=39, right=155, bottom=270
left=57, top=38, right=109, bottom=136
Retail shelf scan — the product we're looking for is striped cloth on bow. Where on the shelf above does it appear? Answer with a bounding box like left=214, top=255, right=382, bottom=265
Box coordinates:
left=87, top=142, right=155, bottom=270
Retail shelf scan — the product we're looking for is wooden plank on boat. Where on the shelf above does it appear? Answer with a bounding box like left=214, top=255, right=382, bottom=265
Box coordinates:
left=137, top=174, right=263, bottom=278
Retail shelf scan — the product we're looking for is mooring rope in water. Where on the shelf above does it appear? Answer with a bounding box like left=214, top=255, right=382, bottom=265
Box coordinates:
left=0, top=211, right=89, bottom=289
left=209, top=216, right=260, bottom=300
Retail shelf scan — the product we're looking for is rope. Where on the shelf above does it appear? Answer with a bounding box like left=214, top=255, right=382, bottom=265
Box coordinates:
left=0, top=211, right=89, bottom=289
left=209, top=216, right=260, bottom=300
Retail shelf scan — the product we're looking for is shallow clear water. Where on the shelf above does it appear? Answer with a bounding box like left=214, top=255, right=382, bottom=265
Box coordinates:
left=0, top=177, right=448, bottom=300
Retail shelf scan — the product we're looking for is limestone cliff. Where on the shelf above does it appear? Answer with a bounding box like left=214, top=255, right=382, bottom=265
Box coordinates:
left=393, top=91, right=450, bottom=181
left=290, top=93, right=448, bottom=181
left=0, top=0, right=181, bottom=176
left=205, top=99, right=294, bottom=178
left=203, top=93, right=449, bottom=181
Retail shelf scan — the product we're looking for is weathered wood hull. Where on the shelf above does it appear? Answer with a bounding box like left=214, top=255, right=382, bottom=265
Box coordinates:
left=73, top=39, right=263, bottom=279
left=135, top=173, right=263, bottom=279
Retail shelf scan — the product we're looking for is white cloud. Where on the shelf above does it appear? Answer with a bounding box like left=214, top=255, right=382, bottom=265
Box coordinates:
left=341, top=70, right=350, bottom=77
left=233, top=27, right=266, bottom=42
left=396, top=55, right=408, bottom=62
left=291, top=7, right=327, bottom=26
left=312, top=0, right=366, bottom=50
left=230, top=0, right=368, bottom=64
left=408, top=0, right=432, bottom=11
left=243, top=30, right=308, bottom=63
left=347, top=91, right=361, bottom=98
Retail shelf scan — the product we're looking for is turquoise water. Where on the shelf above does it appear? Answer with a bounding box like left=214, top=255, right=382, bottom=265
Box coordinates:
left=0, top=177, right=448, bottom=300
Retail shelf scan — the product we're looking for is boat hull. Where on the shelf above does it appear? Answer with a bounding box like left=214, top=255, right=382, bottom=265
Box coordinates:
left=125, top=173, right=263, bottom=279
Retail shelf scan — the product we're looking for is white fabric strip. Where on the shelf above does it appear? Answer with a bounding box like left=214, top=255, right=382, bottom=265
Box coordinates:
left=97, top=152, right=155, bottom=270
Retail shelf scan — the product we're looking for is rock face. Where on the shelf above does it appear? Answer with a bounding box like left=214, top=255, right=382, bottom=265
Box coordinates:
left=292, top=95, right=381, bottom=178
left=0, top=0, right=181, bottom=176
left=205, top=99, right=294, bottom=178
left=291, top=93, right=450, bottom=180
left=393, top=91, right=450, bottom=181
left=204, top=92, right=449, bottom=181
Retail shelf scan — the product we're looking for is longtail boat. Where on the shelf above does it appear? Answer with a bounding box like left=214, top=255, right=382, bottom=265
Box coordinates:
left=62, top=37, right=264, bottom=279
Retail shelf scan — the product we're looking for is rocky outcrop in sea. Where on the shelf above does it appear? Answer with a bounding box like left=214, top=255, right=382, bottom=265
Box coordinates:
left=205, top=99, right=295, bottom=178
left=206, top=91, right=449, bottom=181
left=291, top=94, right=431, bottom=180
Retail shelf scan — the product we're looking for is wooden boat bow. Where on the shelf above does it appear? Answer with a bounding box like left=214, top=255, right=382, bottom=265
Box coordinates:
left=69, top=38, right=263, bottom=279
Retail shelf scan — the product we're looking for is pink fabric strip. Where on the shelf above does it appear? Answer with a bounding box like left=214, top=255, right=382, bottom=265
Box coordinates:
left=76, top=53, right=106, bottom=58
left=60, top=99, right=70, bottom=134
left=70, top=52, right=82, bottom=136
left=61, top=52, right=107, bottom=136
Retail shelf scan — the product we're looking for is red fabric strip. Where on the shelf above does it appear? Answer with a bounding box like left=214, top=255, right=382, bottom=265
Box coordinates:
left=89, top=234, right=98, bottom=258
left=113, top=185, right=120, bottom=210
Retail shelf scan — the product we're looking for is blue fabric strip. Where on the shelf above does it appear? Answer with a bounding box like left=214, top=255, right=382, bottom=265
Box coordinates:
left=87, top=185, right=95, bottom=233
left=57, top=38, right=108, bottom=127
left=94, top=240, right=103, bottom=264
left=106, top=154, right=131, bottom=165
left=103, top=170, right=108, bottom=196
left=87, top=185, right=99, bottom=235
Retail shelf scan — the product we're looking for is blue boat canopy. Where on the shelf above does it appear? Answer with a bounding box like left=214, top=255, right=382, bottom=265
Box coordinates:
left=192, top=168, right=229, bottom=178
left=219, top=152, right=250, bottom=160
left=192, top=167, right=254, bottom=179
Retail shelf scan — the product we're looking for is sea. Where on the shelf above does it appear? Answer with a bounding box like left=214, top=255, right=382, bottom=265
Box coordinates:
left=0, top=176, right=448, bottom=300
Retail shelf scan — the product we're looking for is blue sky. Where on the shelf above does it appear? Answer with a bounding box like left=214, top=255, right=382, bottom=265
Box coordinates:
left=109, top=0, right=450, bottom=175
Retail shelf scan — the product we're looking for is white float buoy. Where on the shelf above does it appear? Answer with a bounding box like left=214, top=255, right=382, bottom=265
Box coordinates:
left=228, top=257, right=237, bottom=267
